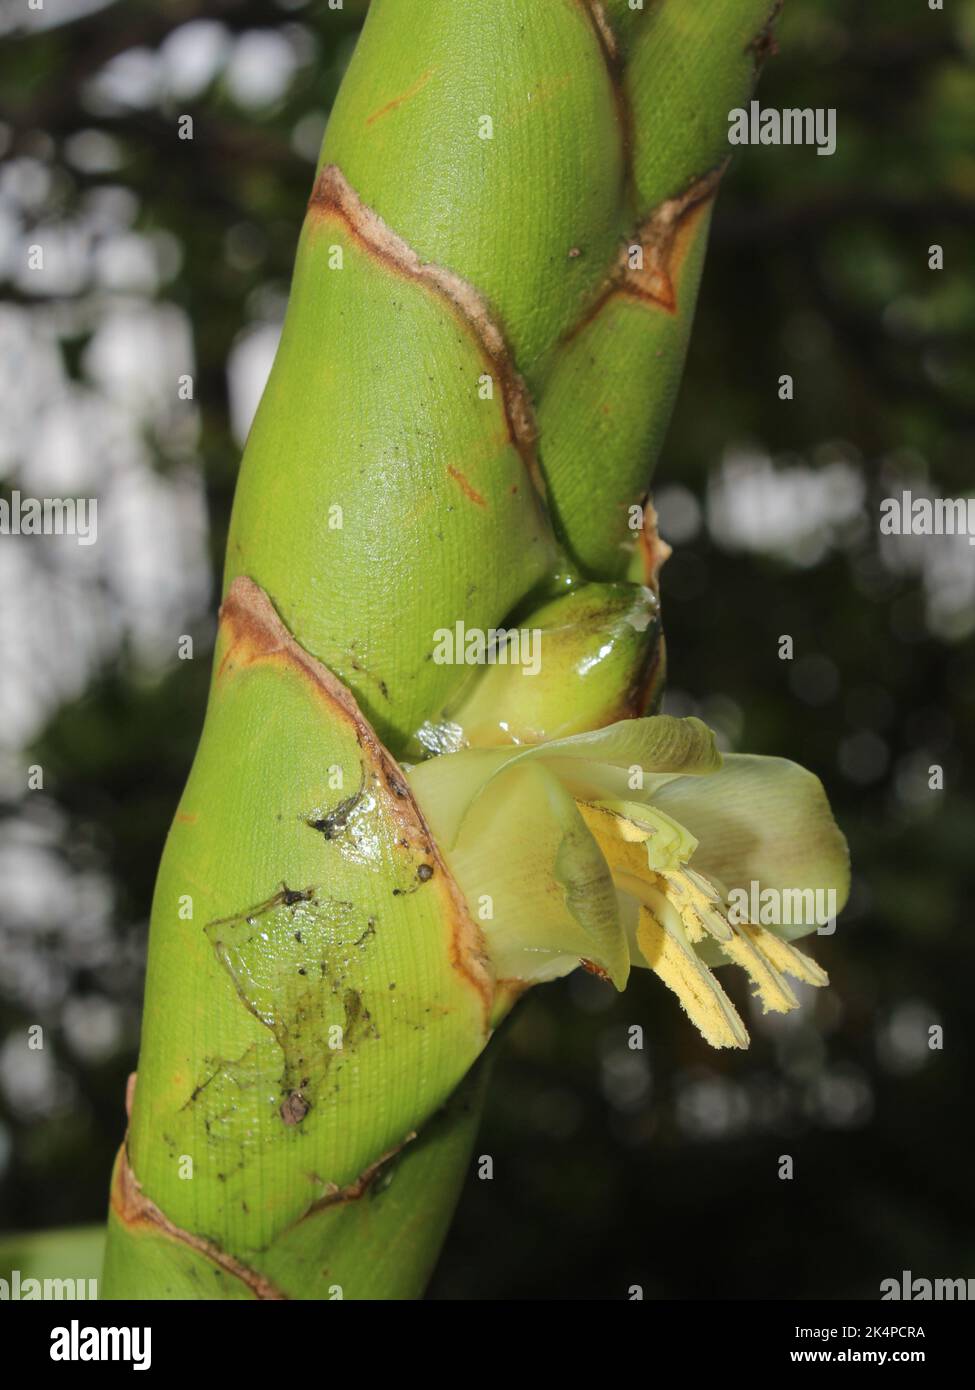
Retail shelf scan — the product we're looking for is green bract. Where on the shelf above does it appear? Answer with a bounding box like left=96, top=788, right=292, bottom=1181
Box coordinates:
left=104, top=582, right=493, bottom=1299
left=412, top=581, right=664, bottom=754
left=225, top=0, right=785, bottom=754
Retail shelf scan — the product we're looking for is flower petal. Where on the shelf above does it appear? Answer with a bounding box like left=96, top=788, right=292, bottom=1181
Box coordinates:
left=443, top=761, right=629, bottom=988
left=539, top=714, right=721, bottom=773
left=408, top=746, right=523, bottom=848
left=408, top=714, right=721, bottom=849
left=650, top=754, right=850, bottom=939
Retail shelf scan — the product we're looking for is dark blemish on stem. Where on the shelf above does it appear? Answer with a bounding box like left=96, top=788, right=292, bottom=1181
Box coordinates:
left=353, top=920, right=376, bottom=948
left=343, top=988, right=369, bottom=1037
left=207, top=883, right=315, bottom=931
left=280, top=1090, right=310, bottom=1126
left=385, top=769, right=408, bottom=799
left=307, top=775, right=366, bottom=840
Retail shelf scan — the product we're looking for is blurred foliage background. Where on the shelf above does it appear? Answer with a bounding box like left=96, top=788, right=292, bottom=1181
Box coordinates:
left=0, top=0, right=973, bottom=1299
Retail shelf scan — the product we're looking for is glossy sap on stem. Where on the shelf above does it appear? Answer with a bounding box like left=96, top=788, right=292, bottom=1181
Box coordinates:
left=409, top=581, right=663, bottom=754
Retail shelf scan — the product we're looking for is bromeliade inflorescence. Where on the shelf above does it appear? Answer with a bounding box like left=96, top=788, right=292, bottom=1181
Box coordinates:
left=103, top=0, right=821, bottom=1301
left=409, top=715, right=849, bottom=1048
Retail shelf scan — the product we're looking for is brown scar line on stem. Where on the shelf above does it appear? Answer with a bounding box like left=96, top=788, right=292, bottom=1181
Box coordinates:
left=110, top=1148, right=288, bottom=1299
left=206, top=883, right=316, bottom=931
left=307, top=166, right=545, bottom=502
left=295, top=1132, right=418, bottom=1219
left=306, top=771, right=367, bottom=840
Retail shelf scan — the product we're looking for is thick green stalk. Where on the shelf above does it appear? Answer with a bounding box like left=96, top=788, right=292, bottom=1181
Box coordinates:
left=103, top=0, right=782, bottom=1300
